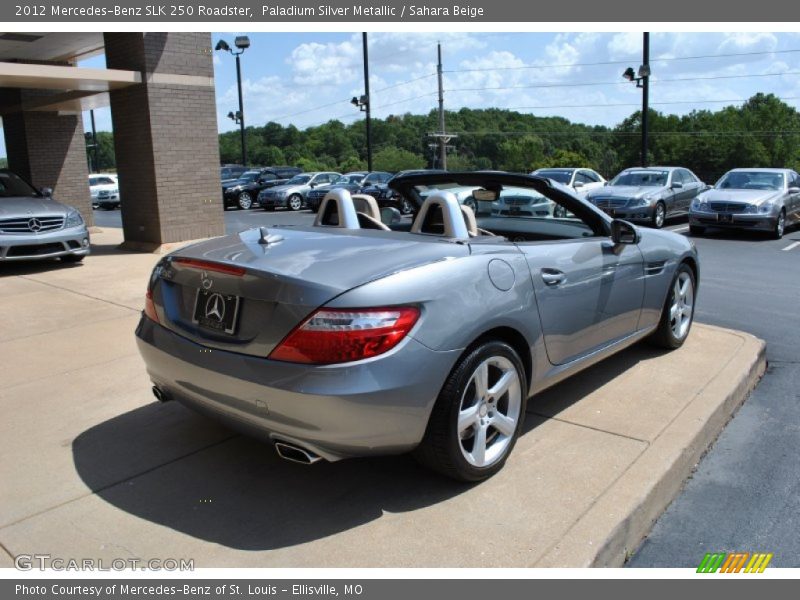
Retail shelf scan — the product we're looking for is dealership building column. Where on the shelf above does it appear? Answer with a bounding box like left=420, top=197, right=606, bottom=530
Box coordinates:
left=104, top=32, right=223, bottom=250
left=2, top=89, right=93, bottom=227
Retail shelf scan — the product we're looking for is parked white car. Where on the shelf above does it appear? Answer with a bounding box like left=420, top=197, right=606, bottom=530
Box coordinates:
left=531, top=168, right=606, bottom=197
left=89, top=174, right=120, bottom=209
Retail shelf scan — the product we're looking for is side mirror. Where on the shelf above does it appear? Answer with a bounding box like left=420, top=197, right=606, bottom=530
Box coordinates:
left=788, top=187, right=800, bottom=194
left=380, top=206, right=402, bottom=226
left=671, top=181, right=683, bottom=189
left=40, top=187, right=53, bottom=197
left=611, top=219, right=640, bottom=245
left=573, top=181, right=584, bottom=189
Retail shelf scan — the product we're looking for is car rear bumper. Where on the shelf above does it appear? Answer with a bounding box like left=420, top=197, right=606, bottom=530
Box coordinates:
left=135, top=316, right=461, bottom=461
left=0, top=225, right=91, bottom=261
left=689, top=212, right=777, bottom=232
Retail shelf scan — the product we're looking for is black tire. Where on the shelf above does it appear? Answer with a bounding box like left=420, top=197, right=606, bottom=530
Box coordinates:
left=689, top=225, right=705, bottom=236
left=648, top=262, right=696, bottom=349
left=288, top=194, right=304, bottom=212
left=61, top=254, right=85, bottom=263
left=651, top=201, right=666, bottom=229
left=413, top=340, right=528, bottom=482
left=771, top=209, right=786, bottom=240
left=237, top=192, right=253, bottom=210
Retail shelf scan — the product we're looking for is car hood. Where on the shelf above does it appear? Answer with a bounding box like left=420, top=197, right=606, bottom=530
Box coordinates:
left=264, top=183, right=308, bottom=194
left=0, top=196, right=71, bottom=217
left=588, top=185, right=667, bottom=200
left=310, top=182, right=359, bottom=194
left=700, top=188, right=782, bottom=205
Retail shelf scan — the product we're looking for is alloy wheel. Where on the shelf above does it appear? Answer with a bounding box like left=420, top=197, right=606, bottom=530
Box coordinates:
left=238, top=192, right=252, bottom=210
left=654, top=202, right=665, bottom=228
left=457, top=356, right=522, bottom=468
left=289, top=194, right=303, bottom=211
left=669, top=271, right=694, bottom=340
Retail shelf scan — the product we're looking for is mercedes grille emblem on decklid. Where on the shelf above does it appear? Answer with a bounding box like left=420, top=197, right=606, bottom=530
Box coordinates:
left=28, top=218, right=42, bottom=232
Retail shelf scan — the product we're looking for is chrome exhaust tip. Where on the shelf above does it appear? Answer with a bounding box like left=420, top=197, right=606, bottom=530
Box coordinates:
left=152, top=385, right=171, bottom=403
left=274, top=441, right=322, bottom=465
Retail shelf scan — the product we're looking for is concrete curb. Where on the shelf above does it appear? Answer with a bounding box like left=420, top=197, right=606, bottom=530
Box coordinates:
left=535, top=324, right=767, bottom=567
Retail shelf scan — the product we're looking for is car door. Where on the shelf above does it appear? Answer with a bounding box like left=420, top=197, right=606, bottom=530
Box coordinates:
left=788, top=172, right=800, bottom=221
left=678, top=169, right=701, bottom=213
left=517, top=208, right=645, bottom=365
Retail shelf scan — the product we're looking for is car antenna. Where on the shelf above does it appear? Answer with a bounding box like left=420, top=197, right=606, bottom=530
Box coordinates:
left=257, top=227, right=283, bottom=246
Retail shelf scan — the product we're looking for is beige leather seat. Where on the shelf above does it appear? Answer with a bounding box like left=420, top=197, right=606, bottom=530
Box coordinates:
left=352, top=194, right=390, bottom=231
left=411, top=191, right=472, bottom=239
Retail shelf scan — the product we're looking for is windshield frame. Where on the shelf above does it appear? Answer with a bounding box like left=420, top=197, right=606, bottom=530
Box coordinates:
left=715, top=170, right=785, bottom=191
left=610, top=170, right=669, bottom=187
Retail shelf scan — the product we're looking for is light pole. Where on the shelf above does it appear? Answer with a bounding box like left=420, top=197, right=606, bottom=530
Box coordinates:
left=216, top=36, right=250, bottom=166
left=623, top=32, right=651, bottom=166
left=352, top=32, right=372, bottom=171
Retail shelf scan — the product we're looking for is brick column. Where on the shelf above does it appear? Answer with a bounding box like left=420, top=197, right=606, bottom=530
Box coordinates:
left=2, top=94, right=93, bottom=227
left=104, top=32, right=224, bottom=250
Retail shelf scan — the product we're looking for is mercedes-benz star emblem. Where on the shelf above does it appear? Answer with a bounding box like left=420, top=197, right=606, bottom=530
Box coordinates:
left=204, top=293, right=226, bottom=322
left=28, top=218, right=42, bottom=232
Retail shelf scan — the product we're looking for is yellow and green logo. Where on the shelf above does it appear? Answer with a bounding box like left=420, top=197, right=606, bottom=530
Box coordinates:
left=697, top=552, right=773, bottom=573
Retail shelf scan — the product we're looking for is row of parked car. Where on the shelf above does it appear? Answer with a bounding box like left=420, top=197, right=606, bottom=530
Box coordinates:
left=223, top=163, right=799, bottom=240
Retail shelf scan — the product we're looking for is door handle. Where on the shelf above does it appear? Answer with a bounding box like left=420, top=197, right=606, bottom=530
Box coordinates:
left=541, top=268, right=566, bottom=286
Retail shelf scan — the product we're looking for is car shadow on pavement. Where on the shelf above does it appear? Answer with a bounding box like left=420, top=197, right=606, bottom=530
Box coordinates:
left=72, top=401, right=471, bottom=551
left=0, top=258, right=84, bottom=277
left=72, top=342, right=664, bottom=552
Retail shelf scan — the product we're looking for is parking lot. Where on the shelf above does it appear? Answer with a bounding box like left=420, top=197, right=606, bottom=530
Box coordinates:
left=0, top=206, right=795, bottom=567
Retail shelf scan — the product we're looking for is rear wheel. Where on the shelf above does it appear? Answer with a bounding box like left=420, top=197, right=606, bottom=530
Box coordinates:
left=649, top=263, right=696, bottom=349
left=288, top=194, right=303, bottom=211
left=652, top=201, right=666, bottom=229
left=399, top=198, right=413, bottom=215
left=237, top=192, right=253, bottom=210
left=414, top=341, right=527, bottom=482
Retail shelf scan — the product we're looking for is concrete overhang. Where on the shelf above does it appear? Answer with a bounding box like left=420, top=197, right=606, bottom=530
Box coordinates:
left=0, top=62, right=140, bottom=114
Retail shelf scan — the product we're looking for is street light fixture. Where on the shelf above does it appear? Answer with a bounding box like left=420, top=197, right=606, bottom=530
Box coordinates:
left=216, top=35, right=251, bottom=166
left=622, top=33, right=650, bottom=166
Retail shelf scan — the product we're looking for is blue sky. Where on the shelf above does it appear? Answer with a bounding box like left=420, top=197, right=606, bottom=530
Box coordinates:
left=2, top=31, right=800, bottom=157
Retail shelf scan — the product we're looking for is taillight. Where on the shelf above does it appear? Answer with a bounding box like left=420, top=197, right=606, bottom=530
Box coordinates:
left=144, top=289, right=159, bottom=323
left=269, top=307, right=420, bottom=365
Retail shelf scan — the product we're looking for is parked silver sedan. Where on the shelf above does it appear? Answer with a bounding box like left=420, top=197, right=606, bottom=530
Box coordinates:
left=689, top=168, right=800, bottom=239
left=586, top=166, right=706, bottom=228
left=257, top=171, right=341, bottom=211
left=0, top=169, right=90, bottom=263
left=136, top=172, right=698, bottom=481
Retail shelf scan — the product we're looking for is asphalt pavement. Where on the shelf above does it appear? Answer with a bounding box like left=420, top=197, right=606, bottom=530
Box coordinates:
left=91, top=207, right=800, bottom=567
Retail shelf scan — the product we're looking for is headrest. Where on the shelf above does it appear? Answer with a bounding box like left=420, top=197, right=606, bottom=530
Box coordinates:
left=352, top=194, right=381, bottom=221
left=410, top=191, right=471, bottom=239
left=313, top=189, right=360, bottom=229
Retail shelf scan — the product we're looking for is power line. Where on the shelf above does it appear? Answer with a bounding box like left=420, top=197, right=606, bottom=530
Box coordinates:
left=451, top=130, right=800, bottom=137
left=445, top=70, right=800, bottom=94
left=502, top=96, right=800, bottom=111
left=443, top=48, right=800, bottom=75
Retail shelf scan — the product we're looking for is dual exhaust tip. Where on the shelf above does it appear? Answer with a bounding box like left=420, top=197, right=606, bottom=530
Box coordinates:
left=152, top=386, right=321, bottom=466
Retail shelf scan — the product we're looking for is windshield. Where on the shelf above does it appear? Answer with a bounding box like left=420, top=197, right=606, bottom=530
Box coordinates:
left=286, top=175, right=311, bottom=185
left=0, top=170, right=38, bottom=198
left=611, top=170, right=668, bottom=187
left=716, top=171, right=784, bottom=191
left=535, top=170, right=573, bottom=184
left=238, top=171, right=260, bottom=183
left=340, top=174, right=366, bottom=184
left=89, top=177, right=115, bottom=186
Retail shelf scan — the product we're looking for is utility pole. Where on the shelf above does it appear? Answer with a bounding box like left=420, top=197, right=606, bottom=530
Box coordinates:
left=235, top=52, right=247, bottom=166
left=641, top=32, right=650, bottom=167
left=428, top=42, right=456, bottom=170
left=437, top=42, right=446, bottom=170
left=363, top=32, right=372, bottom=171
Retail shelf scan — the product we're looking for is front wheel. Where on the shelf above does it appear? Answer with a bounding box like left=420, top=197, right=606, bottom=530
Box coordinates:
left=399, top=198, right=413, bottom=215
left=648, top=263, right=696, bottom=349
left=771, top=209, right=786, bottom=240
left=414, top=341, right=527, bottom=482
left=237, top=192, right=253, bottom=210
left=651, top=201, right=666, bottom=229
left=288, top=194, right=303, bottom=212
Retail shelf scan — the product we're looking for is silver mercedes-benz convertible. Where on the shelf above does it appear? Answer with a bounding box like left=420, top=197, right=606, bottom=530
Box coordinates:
left=136, top=172, right=699, bottom=481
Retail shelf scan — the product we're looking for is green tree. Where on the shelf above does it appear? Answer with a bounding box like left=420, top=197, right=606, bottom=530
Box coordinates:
left=373, top=147, right=426, bottom=171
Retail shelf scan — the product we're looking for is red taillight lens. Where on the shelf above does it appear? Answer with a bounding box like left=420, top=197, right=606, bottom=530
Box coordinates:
left=172, top=257, right=245, bottom=277
left=144, top=289, right=159, bottom=323
left=269, top=307, right=420, bottom=365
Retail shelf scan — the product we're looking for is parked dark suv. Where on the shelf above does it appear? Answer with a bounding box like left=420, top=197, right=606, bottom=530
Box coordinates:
left=222, top=166, right=302, bottom=210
